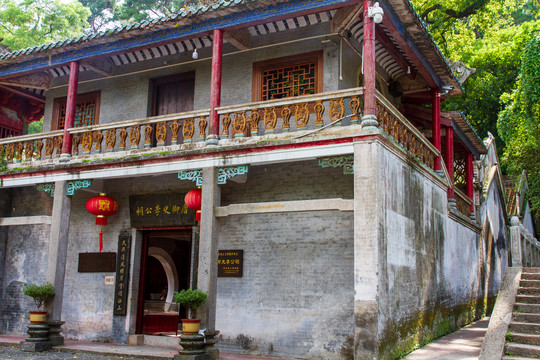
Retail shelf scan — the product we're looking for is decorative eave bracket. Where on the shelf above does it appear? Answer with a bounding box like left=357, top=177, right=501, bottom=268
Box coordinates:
left=318, top=155, right=354, bottom=174
left=36, top=180, right=93, bottom=196
left=179, top=165, right=250, bottom=186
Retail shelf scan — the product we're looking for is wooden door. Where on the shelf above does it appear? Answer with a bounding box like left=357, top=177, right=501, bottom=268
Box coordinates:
left=152, top=72, right=195, bottom=116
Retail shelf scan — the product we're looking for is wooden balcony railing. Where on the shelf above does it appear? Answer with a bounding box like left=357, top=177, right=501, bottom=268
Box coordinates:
left=455, top=188, right=473, bottom=218
left=217, top=87, right=364, bottom=137
left=0, top=87, right=440, bottom=175
left=376, top=93, right=439, bottom=171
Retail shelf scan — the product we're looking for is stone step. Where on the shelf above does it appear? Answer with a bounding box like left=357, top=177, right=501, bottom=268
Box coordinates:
left=505, top=343, right=540, bottom=358
left=515, top=303, right=540, bottom=314
left=516, top=295, right=540, bottom=304
left=520, top=280, right=540, bottom=288
left=509, top=322, right=540, bottom=335
left=513, top=313, right=540, bottom=324
left=522, top=273, right=540, bottom=281
left=519, top=287, right=540, bottom=296
left=503, top=357, right=540, bottom=360
left=509, top=332, right=540, bottom=346
left=523, top=268, right=540, bottom=274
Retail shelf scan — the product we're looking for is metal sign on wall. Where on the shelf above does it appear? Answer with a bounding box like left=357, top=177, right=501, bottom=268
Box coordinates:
left=218, top=250, right=243, bottom=277
left=113, top=230, right=132, bottom=316
left=129, top=193, right=195, bottom=228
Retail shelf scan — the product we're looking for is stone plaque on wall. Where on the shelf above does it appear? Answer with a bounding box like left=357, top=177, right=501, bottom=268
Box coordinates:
left=129, top=193, right=195, bottom=228
left=218, top=250, right=243, bottom=277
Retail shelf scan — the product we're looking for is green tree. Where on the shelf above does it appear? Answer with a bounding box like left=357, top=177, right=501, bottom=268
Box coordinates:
left=114, top=0, right=217, bottom=23
left=0, top=0, right=90, bottom=51
left=497, top=36, right=540, bottom=215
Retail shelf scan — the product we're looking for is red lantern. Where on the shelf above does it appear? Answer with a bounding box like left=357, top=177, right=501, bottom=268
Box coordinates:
left=185, top=188, right=202, bottom=221
left=86, top=193, right=119, bottom=225
left=86, top=193, right=119, bottom=252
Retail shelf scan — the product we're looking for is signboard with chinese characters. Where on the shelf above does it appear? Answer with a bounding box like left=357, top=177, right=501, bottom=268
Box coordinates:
left=113, top=230, right=131, bottom=316
left=218, top=250, right=243, bottom=277
left=129, top=193, right=195, bottom=228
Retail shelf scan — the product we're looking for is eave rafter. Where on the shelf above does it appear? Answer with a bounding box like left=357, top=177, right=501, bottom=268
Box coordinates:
left=81, top=57, right=115, bottom=77
left=378, top=1, right=443, bottom=90
left=375, top=25, right=416, bottom=79
left=331, top=3, right=363, bottom=33
left=0, top=84, right=45, bottom=104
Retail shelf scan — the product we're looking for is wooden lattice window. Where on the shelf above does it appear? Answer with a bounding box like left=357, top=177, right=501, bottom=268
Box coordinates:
left=454, top=158, right=466, bottom=191
left=53, top=91, right=100, bottom=130
left=253, top=51, right=323, bottom=101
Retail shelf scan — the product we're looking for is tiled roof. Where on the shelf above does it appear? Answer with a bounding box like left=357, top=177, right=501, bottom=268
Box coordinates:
left=0, top=0, right=248, bottom=61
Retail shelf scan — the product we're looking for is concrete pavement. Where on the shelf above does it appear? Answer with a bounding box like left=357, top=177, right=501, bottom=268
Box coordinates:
left=0, top=318, right=490, bottom=359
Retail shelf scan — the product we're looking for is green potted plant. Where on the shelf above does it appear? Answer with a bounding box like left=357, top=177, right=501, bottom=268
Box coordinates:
left=173, top=288, right=207, bottom=334
left=22, top=282, right=55, bottom=324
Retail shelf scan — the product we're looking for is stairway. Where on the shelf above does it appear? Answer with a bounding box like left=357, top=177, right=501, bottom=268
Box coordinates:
left=504, top=268, right=540, bottom=359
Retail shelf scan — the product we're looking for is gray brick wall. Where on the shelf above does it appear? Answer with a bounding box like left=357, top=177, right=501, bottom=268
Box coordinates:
left=217, top=211, right=354, bottom=358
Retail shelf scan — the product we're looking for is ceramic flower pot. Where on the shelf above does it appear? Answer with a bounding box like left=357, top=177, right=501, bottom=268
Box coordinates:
left=29, top=311, right=47, bottom=324
left=181, top=319, right=202, bottom=334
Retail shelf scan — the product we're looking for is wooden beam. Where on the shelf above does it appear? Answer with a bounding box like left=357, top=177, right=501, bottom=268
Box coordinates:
left=0, top=85, right=45, bottom=103
left=81, top=58, right=115, bottom=77
left=331, top=3, right=363, bottom=33
left=400, top=103, right=451, bottom=127
left=224, top=29, right=250, bottom=50
left=0, top=71, right=52, bottom=90
left=375, top=25, right=416, bottom=79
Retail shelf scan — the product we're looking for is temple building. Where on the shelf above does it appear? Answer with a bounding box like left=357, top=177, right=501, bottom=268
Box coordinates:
left=0, top=0, right=508, bottom=358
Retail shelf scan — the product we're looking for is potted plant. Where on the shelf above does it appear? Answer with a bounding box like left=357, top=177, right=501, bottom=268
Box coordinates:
left=22, top=282, right=55, bottom=324
left=173, top=288, right=207, bottom=334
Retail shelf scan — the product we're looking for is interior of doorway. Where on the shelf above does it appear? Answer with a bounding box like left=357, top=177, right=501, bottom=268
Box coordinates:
left=136, top=228, right=193, bottom=335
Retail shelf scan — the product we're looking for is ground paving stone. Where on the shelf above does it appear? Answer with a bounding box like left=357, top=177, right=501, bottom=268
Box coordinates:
left=0, top=344, right=147, bottom=359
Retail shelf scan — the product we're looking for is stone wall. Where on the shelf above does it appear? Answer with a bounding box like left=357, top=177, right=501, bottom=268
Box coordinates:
left=0, top=187, right=53, bottom=335
left=353, top=137, right=507, bottom=359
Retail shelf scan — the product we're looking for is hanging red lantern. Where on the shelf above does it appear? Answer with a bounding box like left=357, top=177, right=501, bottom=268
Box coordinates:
left=185, top=188, right=202, bottom=221
left=86, top=193, right=119, bottom=225
left=86, top=193, right=119, bottom=252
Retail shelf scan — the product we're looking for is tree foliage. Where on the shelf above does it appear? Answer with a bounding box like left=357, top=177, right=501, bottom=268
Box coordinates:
left=0, top=0, right=90, bottom=51
left=497, top=36, right=540, bottom=214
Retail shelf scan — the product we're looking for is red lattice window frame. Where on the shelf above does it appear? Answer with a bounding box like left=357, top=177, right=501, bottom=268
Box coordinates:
left=252, top=51, right=323, bottom=102
left=52, top=91, right=100, bottom=130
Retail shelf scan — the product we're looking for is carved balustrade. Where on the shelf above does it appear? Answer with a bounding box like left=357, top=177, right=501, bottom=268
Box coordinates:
left=454, top=188, right=473, bottom=218
left=375, top=93, right=439, bottom=171
left=218, top=87, right=364, bottom=138
left=68, top=110, right=209, bottom=156
left=0, top=130, right=64, bottom=164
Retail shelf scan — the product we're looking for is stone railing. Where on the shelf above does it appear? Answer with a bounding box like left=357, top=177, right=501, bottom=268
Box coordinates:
left=217, top=87, right=364, bottom=137
left=510, top=216, right=540, bottom=267
left=455, top=188, right=473, bottom=218
left=0, top=130, right=64, bottom=163
left=375, top=93, right=439, bottom=171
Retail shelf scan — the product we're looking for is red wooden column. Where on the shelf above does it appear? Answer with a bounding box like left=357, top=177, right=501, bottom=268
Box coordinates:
left=361, top=0, right=378, bottom=130
left=466, top=152, right=474, bottom=214
left=445, top=126, right=454, bottom=199
left=207, top=29, right=223, bottom=146
left=432, top=89, right=442, bottom=171
left=60, top=61, right=80, bottom=162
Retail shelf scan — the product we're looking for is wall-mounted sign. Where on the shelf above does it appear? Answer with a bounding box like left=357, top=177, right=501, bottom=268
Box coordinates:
left=114, top=230, right=132, bottom=316
left=104, top=276, right=114, bottom=285
left=129, top=193, right=195, bottom=228
left=218, top=250, right=243, bottom=277
left=78, top=252, right=116, bottom=272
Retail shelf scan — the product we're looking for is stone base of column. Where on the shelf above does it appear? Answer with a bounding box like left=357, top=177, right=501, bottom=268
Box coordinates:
left=448, top=198, right=457, bottom=211
left=59, top=153, right=71, bottom=163
left=204, top=330, right=220, bottom=360
left=20, top=324, right=52, bottom=352
left=47, top=320, right=65, bottom=346
left=205, top=135, right=219, bottom=147
left=360, top=114, right=379, bottom=131
left=175, top=334, right=210, bottom=360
